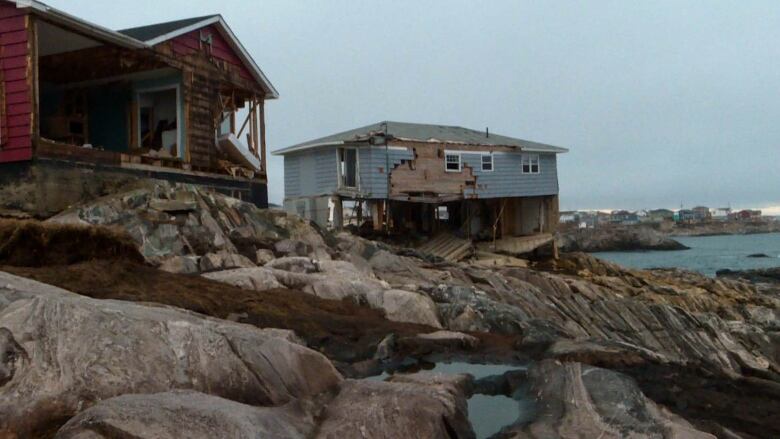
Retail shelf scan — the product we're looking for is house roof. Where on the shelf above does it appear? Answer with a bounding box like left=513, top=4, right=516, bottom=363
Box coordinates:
left=9, top=1, right=278, bottom=99
left=119, top=15, right=279, bottom=98
left=273, top=121, right=569, bottom=156
left=118, top=15, right=220, bottom=42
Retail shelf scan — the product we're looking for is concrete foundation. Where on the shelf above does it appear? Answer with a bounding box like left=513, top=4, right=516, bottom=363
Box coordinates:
left=0, top=159, right=268, bottom=218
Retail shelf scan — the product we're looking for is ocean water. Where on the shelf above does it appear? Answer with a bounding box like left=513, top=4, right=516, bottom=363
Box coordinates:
left=594, top=232, right=780, bottom=277
left=370, top=362, right=532, bottom=438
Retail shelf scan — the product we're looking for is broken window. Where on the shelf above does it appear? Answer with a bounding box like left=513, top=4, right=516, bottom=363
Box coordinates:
left=445, top=153, right=461, bottom=172
left=522, top=154, right=540, bottom=174
left=481, top=154, right=493, bottom=172
left=339, top=148, right=358, bottom=188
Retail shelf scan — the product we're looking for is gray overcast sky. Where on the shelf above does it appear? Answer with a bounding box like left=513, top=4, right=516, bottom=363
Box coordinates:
left=47, top=0, right=780, bottom=213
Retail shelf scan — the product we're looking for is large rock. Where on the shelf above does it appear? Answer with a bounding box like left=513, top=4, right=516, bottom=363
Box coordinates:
left=47, top=183, right=329, bottom=262
left=266, top=256, right=318, bottom=274
left=202, top=267, right=283, bottom=291
left=0, top=271, right=342, bottom=437
left=499, top=360, right=715, bottom=439
left=316, top=373, right=475, bottom=439
left=557, top=226, right=689, bottom=253
left=159, top=255, right=200, bottom=274
left=199, top=251, right=256, bottom=272
left=366, top=289, right=443, bottom=328
left=55, top=391, right=318, bottom=439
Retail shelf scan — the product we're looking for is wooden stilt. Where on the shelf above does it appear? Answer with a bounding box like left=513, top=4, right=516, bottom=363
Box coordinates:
left=333, top=196, right=344, bottom=230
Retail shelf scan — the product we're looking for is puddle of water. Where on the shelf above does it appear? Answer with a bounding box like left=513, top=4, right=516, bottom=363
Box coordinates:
left=368, top=361, right=533, bottom=438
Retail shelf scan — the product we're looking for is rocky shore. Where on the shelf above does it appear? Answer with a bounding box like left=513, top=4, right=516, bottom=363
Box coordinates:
left=557, top=225, right=689, bottom=252
left=670, top=220, right=780, bottom=237
left=0, top=182, right=778, bottom=438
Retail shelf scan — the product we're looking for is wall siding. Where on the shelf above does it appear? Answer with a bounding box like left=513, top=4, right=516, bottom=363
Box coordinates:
left=169, top=24, right=253, bottom=82
left=462, top=152, right=559, bottom=198
left=282, top=145, right=559, bottom=201
left=283, top=148, right=338, bottom=198
left=359, top=146, right=414, bottom=198
left=0, top=2, right=32, bottom=162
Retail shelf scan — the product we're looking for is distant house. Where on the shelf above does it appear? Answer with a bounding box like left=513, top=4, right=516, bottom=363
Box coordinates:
left=0, top=0, right=277, bottom=209
left=731, top=209, right=762, bottom=222
left=711, top=207, right=732, bottom=221
left=560, top=211, right=579, bottom=224
left=692, top=206, right=712, bottom=222
left=675, top=209, right=696, bottom=223
left=609, top=210, right=639, bottom=225
left=273, top=121, right=568, bottom=252
left=647, top=208, right=674, bottom=223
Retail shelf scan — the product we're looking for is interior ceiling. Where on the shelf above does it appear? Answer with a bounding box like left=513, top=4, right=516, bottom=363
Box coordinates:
left=38, top=20, right=102, bottom=57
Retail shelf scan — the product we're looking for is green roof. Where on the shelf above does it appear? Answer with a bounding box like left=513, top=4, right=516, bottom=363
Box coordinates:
left=273, top=121, right=568, bottom=155
left=119, top=15, right=220, bottom=42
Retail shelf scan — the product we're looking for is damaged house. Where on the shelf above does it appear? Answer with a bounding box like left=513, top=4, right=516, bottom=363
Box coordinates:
left=274, top=121, right=568, bottom=258
left=0, top=0, right=276, bottom=215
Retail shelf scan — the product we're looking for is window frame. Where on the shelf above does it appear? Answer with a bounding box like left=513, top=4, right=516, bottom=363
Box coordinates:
left=481, top=153, right=494, bottom=172
left=522, top=154, right=541, bottom=174
left=337, top=147, right=360, bottom=189
left=445, top=152, right=462, bottom=172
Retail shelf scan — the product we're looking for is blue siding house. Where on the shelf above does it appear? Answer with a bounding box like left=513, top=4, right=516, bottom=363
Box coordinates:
left=273, top=121, right=568, bottom=247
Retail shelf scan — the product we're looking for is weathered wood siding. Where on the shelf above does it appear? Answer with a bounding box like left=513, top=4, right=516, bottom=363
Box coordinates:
left=283, top=148, right=338, bottom=198
left=157, top=25, right=263, bottom=169
left=0, top=2, right=32, bottom=162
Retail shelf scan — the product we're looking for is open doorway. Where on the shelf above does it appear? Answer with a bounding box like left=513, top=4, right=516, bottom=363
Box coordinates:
left=338, top=148, right=358, bottom=189
left=137, top=87, right=180, bottom=158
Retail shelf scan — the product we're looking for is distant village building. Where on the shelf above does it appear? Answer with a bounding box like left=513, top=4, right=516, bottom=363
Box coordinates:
left=274, top=121, right=568, bottom=254
left=674, top=209, right=696, bottom=223
left=730, top=209, right=762, bottom=222
left=711, top=207, right=732, bottom=221
left=559, top=211, right=579, bottom=224
left=692, top=206, right=712, bottom=222
left=647, top=208, right=674, bottom=223
left=609, top=210, right=639, bottom=225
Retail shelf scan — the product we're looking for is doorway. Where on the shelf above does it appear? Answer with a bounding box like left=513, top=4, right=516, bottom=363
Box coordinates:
left=137, top=86, right=180, bottom=158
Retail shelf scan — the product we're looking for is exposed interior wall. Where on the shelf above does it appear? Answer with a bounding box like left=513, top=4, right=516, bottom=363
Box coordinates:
left=389, top=141, right=477, bottom=197
left=0, top=3, right=32, bottom=162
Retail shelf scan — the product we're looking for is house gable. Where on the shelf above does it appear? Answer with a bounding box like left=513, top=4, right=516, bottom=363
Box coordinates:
left=120, top=16, right=278, bottom=98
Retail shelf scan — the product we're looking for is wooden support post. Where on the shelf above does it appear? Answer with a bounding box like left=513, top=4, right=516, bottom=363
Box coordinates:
left=373, top=201, right=385, bottom=232
left=356, top=201, right=363, bottom=227
left=333, top=196, right=344, bottom=230
left=259, top=98, right=267, bottom=170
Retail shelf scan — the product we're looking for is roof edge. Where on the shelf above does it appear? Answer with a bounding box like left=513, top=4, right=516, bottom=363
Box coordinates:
left=272, top=141, right=347, bottom=156
left=14, top=0, right=148, bottom=49
left=141, top=15, right=279, bottom=99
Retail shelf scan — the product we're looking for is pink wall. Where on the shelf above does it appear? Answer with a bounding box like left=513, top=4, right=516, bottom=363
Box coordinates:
left=169, top=24, right=254, bottom=82
left=0, top=1, right=32, bottom=162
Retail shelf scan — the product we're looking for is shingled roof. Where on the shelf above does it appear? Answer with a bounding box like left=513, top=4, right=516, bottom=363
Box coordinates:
left=119, top=15, right=220, bottom=42
left=273, top=121, right=568, bottom=155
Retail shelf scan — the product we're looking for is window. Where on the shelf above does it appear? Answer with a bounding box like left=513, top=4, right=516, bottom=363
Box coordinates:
left=522, top=154, right=540, bottom=174
left=445, top=153, right=461, bottom=172
left=481, top=154, right=493, bottom=172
